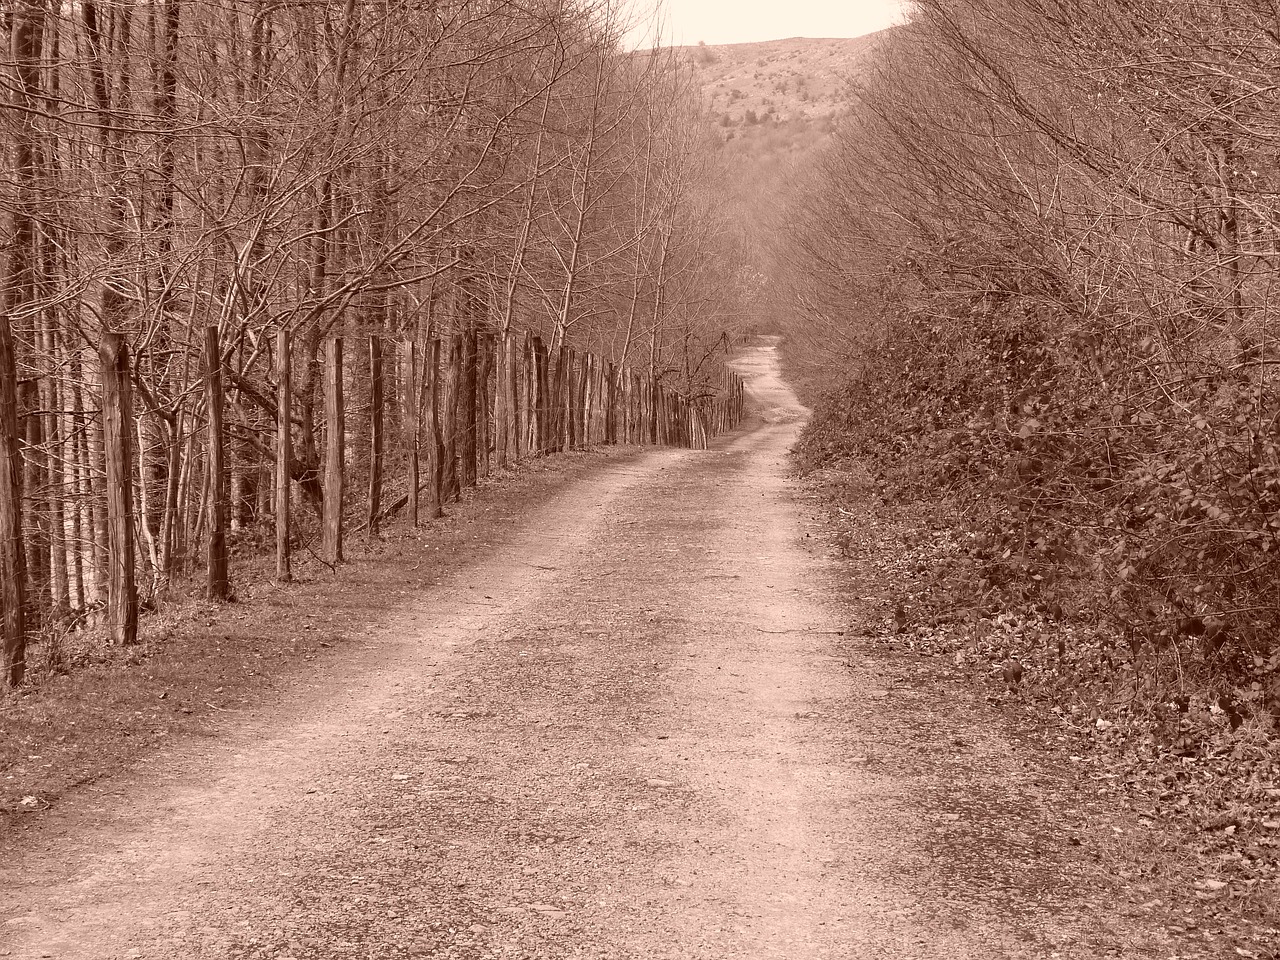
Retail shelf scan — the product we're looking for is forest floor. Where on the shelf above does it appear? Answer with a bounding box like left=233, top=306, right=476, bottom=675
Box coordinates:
left=1, top=339, right=1275, bottom=959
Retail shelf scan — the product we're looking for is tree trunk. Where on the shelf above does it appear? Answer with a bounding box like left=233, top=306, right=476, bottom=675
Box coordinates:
left=367, top=335, right=384, bottom=535
left=275, top=329, right=292, bottom=582
left=19, top=381, right=45, bottom=624
left=550, top=346, right=567, bottom=452
left=0, top=314, right=25, bottom=682
left=605, top=361, right=616, bottom=444
left=404, top=338, right=419, bottom=527
left=523, top=332, right=537, bottom=455
left=205, top=325, right=230, bottom=601
left=41, top=317, right=68, bottom=619
left=582, top=353, right=594, bottom=447
left=506, top=334, right=520, bottom=461
left=442, top=332, right=460, bottom=501
left=576, top=352, right=589, bottom=449
left=159, top=413, right=182, bottom=581
left=493, top=334, right=508, bottom=470
left=649, top=376, right=660, bottom=445
left=0, top=0, right=47, bottom=681
left=99, top=331, right=138, bottom=645
left=425, top=338, right=444, bottom=519
left=459, top=322, right=477, bottom=489
left=476, top=333, right=491, bottom=481
left=87, top=385, right=109, bottom=611
left=67, top=370, right=89, bottom=614
left=134, top=416, right=162, bottom=594
left=323, top=337, right=344, bottom=564
left=533, top=335, right=549, bottom=455
left=0, top=305, right=25, bottom=684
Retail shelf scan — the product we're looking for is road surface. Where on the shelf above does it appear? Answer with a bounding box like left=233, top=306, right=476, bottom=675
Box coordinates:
left=1, top=338, right=1152, bottom=959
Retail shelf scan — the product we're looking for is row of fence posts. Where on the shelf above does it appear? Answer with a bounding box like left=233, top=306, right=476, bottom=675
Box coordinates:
left=95, top=326, right=747, bottom=644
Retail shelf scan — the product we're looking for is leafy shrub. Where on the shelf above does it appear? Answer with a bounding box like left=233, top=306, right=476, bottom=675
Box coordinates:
left=798, top=293, right=1280, bottom=729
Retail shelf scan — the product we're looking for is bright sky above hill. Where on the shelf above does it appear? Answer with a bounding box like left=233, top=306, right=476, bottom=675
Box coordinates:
left=626, top=0, right=910, bottom=47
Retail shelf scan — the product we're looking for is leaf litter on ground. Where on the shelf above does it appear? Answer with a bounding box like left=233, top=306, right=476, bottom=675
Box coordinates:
left=800, top=462, right=1280, bottom=960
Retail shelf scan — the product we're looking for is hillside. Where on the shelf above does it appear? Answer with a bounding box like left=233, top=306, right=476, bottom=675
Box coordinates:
left=684, top=33, right=889, bottom=151
left=682, top=33, right=891, bottom=336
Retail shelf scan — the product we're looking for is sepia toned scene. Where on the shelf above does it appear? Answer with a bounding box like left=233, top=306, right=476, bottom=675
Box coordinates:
left=0, top=1, right=1277, bottom=957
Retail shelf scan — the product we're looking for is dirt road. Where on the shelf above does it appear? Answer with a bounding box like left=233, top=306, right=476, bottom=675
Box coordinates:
left=2, top=339, right=1159, bottom=959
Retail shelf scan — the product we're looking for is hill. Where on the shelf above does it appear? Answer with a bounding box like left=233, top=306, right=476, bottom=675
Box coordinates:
left=680, top=33, right=892, bottom=337
left=684, top=33, right=889, bottom=149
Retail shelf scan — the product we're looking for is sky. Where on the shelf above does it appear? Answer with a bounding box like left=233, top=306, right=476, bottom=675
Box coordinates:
left=626, top=0, right=910, bottom=48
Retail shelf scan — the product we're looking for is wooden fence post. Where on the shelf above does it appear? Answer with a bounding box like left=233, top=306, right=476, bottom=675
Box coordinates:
left=100, top=331, right=137, bottom=644
left=204, top=325, right=230, bottom=601
left=322, top=336, right=344, bottom=564
left=275, top=328, right=291, bottom=582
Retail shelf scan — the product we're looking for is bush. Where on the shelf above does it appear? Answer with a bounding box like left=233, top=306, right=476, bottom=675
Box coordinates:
left=798, top=290, right=1280, bottom=729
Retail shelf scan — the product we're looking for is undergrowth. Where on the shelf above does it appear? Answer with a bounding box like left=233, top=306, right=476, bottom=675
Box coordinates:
left=806, top=462, right=1280, bottom=945
left=794, top=296, right=1280, bottom=915
left=798, top=297, right=1280, bottom=736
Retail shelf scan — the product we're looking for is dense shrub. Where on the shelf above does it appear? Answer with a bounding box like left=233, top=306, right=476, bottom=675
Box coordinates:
left=799, top=293, right=1280, bottom=726
left=785, top=0, right=1280, bottom=727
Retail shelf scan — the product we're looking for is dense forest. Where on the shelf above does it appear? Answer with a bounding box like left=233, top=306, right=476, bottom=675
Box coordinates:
left=787, top=0, right=1280, bottom=730
left=0, top=1, right=750, bottom=687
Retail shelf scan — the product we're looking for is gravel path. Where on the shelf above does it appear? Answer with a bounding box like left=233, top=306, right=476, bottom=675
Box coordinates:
left=1, top=339, right=1164, bottom=959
